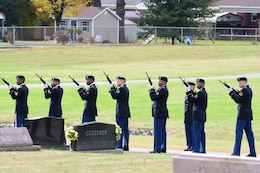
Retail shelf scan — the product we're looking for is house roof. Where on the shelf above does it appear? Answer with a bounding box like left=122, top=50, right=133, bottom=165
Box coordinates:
left=212, top=0, right=260, bottom=13
left=213, top=0, right=260, bottom=7
left=102, top=0, right=140, bottom=5
left=62, top=7, right=121, bottom=20
left=102, top=0, right=147, bottom=10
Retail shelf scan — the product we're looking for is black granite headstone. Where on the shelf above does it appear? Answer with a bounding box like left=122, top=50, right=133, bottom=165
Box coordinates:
left=73, top=122, right=116, bottom=151
left=24, top=117, right=64, bottom=146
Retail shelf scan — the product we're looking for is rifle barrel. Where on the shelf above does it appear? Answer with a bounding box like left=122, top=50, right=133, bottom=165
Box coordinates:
left=103, top=71, right=112, bottom=84
left=36, top=74, right=47, bottom=84
left=0, top=77, right=10, bottom=86
left=68, top=75, right=80, bottom=86
left=146, top=72, right=153, bottom=86
left=179, top=76, right=188, bottom=87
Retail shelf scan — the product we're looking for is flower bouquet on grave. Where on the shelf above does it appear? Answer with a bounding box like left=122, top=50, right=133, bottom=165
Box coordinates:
left=115, top=123, right=122, bottom=141
left=65, top=126, right=78, bottom=151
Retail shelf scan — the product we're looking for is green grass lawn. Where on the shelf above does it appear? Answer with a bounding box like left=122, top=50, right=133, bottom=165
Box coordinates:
left=1, top=45, right=260, bottom=172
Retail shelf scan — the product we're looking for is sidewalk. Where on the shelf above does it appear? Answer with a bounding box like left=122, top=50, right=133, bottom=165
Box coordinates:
left=128, top=148, right=258, bottom=158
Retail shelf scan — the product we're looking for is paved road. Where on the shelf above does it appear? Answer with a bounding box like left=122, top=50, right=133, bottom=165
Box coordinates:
left=1, top=73, right=260, bottom=89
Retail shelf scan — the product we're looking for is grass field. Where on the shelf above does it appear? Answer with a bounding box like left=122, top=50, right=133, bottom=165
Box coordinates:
left=1, top=44, right=260, bottom=172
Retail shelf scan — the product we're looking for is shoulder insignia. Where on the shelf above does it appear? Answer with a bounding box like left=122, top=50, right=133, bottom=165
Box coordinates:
left=194, top=94, right=198, bottom=98
left=239, top=92, right=243, bottom=96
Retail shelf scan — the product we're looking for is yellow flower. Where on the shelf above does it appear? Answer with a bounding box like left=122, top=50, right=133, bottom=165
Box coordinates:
left=65, top=126, right=78, bottom=142
left=115, top=124, right=122, bottom=140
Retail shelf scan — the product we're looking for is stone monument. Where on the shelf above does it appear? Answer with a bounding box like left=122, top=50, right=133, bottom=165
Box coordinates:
left=173, top=153, right=260, bottom=173
left=24, top=117, right=64, bottom=146
left=73, top=122, right=116, bottom=151
left=0, top=127, right=41, bottom=151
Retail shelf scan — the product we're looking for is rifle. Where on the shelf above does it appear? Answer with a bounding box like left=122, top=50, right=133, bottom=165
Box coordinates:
left=219, top=80, right=239, bottom=94
left=146, top=72, right=153, bottom=86
left=103, top=71, right=116, bottom=90
left=0, top=77, right=11, bottom=86
left=179, top=76, right=196, bottom=94
left=36, top=74, right=51, bottom=89
left=68, top=75, right=80, bottom=86
left=0, top=77, right=16, bottom=90
left=179, top=76, right=189, bottom=87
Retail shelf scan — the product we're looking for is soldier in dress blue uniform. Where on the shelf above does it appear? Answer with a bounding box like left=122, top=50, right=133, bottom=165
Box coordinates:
left=109, top=76, right=130, bottom=151
left=149, top=76, right=169, bottom=153
left=77, top=75, right=98, bottom=123
left=228, top=77, right=256, bottom=157
left=184, top=82, right=195, bottom=151
left=186, top=78, right=207, bottom=153
left=43, top=78, right=63, bottom=138
left=44, top=78, right=63, bottom=117
left=9, top=75, right=28, bottom=127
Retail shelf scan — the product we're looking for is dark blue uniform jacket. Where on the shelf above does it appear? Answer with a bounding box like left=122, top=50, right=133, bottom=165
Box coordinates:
left=229, top=85, right=253, bottom=121
left=149, top=86, right=169, bottom=119
left=10, top=84, right=29, bottom=116
left=78, top=84, right=98, bottom=117
left=184, top=95, right=193, bottom=124
left=187, top=88, right=207, bottom=122
left=110, top=85, right=130, bottom=118
left=44, top=85, right=63, bottom=117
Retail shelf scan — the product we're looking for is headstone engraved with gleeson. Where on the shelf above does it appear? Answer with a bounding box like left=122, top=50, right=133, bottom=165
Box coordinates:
left=73, top=122, right=116, bottom=151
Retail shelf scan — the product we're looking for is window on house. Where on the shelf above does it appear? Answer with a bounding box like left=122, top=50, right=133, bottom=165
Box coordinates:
left=82, top=21, right=89, bottom=32
left=251, top=13, right=257, bottom=22
left=60, top=20, right=67, bottom=30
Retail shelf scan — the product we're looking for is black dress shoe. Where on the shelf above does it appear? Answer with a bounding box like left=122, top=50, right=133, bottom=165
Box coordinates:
left=161, top=150, right=166, bottom=153
left=231, top=153, right=240, bottom=156
left=184, top=148, right=189, bottom=151
left=123, top=148, right=129, bottom=151
left=150, top=150, right=160, bottom=153
left=188, top=148, right=193, bottom=151
left=246, top=154, right=256, bottom=157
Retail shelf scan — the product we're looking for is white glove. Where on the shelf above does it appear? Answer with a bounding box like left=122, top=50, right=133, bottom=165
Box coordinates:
left=227, top=87, right=233, bottom=92
left=149, top=85, right=154, bottom=89
left=186, top=85, right=191, bottom=92
left=77, top=85, right=82, bottom=89
left=8, top=85, right=12, bottom=89
left=44, top=83, right=49, bottom=88
left=110, top=84, right=114, bottom=88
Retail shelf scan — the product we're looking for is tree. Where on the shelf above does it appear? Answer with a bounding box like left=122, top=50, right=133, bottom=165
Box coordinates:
left=93, top=0, right=101, bottom=7
left=139, top=0, right=214, bottom=27
left=31, top=0, right=92, bottom=25
left=19, top=0, right=39, bottom=26
left=116, top=0, right=126, bottom=43
left=0, top=0, right=38, bottom=26
left=0, top=0, right=21, bottom=26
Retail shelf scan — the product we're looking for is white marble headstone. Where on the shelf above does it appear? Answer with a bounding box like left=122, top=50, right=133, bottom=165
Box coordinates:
left=173, top=153, right=260, bottom=173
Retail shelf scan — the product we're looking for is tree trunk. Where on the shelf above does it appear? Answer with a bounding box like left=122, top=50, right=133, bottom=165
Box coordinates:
left=116, top=0, right=125, bottom=43
left=93, top=0, right=101, bottom=7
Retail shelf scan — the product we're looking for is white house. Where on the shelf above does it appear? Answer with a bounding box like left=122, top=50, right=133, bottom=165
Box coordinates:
left=61, top=7, right=121, bottom=43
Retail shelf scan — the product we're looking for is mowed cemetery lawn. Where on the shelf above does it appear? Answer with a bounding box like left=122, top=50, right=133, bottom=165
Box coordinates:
left=0, top=44, right=260, bottom=172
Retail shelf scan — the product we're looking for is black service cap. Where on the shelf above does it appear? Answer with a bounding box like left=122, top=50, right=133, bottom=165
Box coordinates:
left=237, top=77, right=247, bottom=81
left=196, top=78, right=205, bottom=83
left=159, top=76, right=168, bottom=83
left=116, top=76, right=126, bottom=81
left=16, top=75, right=25, bottom=81
left=52, top=77, right=60, bottom=83
left=188, top=82, right=195, bottom=86
left=86, top=75, right=95, bottom=81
